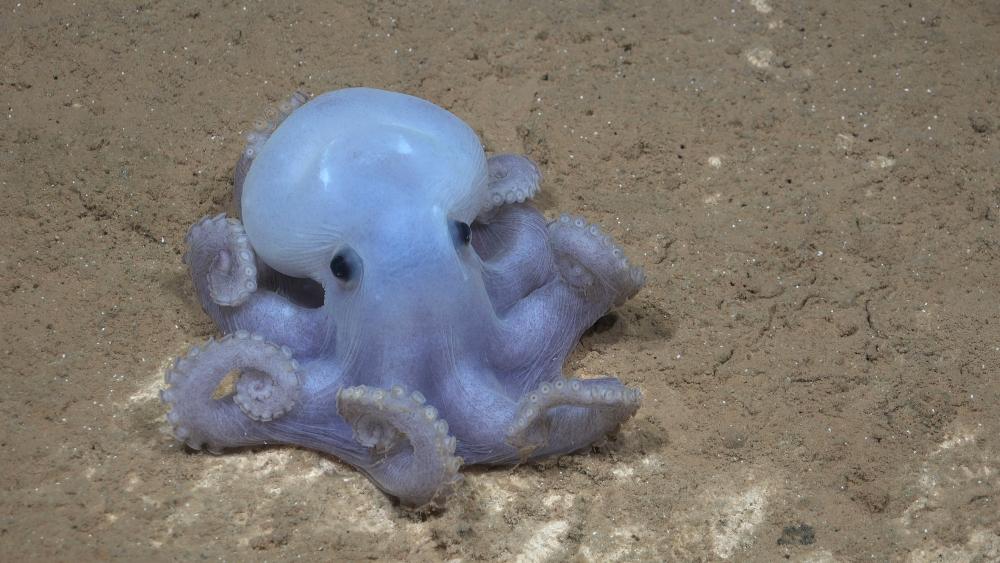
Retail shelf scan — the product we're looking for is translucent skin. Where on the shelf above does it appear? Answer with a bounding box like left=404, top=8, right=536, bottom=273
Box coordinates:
left=162, top=88, right=646, bottom=507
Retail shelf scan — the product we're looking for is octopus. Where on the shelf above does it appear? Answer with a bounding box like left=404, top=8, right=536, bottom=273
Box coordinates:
left=161, top=88, right=647, bottom=507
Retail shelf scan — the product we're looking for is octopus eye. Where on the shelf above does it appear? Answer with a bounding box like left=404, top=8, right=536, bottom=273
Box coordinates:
left=456, top=221, right=471, bottom=245
left=330, top=254, right=351, bottom=280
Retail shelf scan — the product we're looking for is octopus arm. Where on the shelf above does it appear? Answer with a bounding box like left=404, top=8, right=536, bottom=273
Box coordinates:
left=335, top=384, right=465, bottom=507
left=487, top=213, right=645, bottom=394
left=473, top=202, right=555, bottom=314
left=160, top=331, right=303, bottom=454
left=478, top=154, right=542, bottom=221
left=505, top=377, right=642, bottom=461
left=183, top=213, right=329, bottom=360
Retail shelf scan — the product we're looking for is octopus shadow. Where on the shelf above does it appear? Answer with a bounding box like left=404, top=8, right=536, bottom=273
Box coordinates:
left=580, top=304, right=677, bottom=347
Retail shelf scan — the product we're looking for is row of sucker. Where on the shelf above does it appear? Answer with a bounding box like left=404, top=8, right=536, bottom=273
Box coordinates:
left=480, top=154, right=543, bottom=215
left=504, top=377, right=642, bottom=458
left=336, top=383, right=464, bottom=507
left=239, top=91, right=309, bottom=174
left=182, top=213, right=258, bottom=307
left=547, top=213, right=647, bottom=306
left=231, top=331, right=301, bottom=421
left=160, top=331, right=302, bottom=454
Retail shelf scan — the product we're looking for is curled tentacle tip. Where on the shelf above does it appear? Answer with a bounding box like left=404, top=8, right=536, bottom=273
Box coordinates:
left=234, top=361, right=301, bottom=422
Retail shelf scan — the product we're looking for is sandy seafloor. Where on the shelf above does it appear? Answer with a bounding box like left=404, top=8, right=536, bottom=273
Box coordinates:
left=3, top=0, right=1000, bottom=560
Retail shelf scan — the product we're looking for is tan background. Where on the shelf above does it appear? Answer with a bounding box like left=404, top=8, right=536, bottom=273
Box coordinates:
left=2, top=0, right=999, bottom=560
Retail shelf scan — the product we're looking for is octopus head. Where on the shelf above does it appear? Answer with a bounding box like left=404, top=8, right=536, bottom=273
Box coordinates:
left=240, top=88, right=490, bottom=336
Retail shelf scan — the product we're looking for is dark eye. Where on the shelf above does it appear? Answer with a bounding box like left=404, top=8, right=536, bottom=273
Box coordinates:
left=456, top=221, right=471, bottom=245
left=330, top=254, right=351, bottom=280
